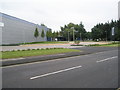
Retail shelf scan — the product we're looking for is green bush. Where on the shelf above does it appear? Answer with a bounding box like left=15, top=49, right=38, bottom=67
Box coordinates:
left=46, top=48, right=50, bottom=50
left=27, top=49, right=31, bottom=51
left=74, top=40, right=80, bottom=45
left=21, top=49, right=26, bottom=51
left=36, top=48, right=40, bottom=50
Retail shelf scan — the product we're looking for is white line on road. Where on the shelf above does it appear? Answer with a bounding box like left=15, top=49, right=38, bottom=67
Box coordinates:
left=30, top=65, right=82, bottom=80
left=96, top=56, right=118, bottom=63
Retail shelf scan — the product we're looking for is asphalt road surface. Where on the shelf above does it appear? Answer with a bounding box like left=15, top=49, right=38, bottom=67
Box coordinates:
left=2, top=48, right=118, bottom=88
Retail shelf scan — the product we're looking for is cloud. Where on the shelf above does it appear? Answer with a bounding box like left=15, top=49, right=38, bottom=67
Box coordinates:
left=0, top=0, right=119, bottom=31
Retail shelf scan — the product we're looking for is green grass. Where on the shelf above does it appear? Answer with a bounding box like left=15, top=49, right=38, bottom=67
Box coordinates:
left=86, top=42, right=119, bottom=47
left=1, top=48, right=80, bottom=59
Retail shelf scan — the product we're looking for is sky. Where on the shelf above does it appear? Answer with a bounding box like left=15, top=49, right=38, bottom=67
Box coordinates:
left=0, top=0, right=119, bottom=32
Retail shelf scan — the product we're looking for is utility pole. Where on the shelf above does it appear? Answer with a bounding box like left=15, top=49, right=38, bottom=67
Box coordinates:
left=68, top=31, right=69, bottom=42
left=73, top=29, right=75, bottom=41
left=80, top=33, right=82, bottom=41
left=71, top=27, right=75, bottom=41
left=105, top=31, right=107, bottom=42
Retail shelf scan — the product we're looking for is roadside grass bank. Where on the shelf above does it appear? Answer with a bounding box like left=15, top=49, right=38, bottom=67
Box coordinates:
left=86, top=42, right=119, bottom=47
left=1, top=48, right=80, bottom=59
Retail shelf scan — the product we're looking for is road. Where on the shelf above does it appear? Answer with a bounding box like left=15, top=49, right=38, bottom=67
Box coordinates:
left=2, top=48, right=118, bottom=88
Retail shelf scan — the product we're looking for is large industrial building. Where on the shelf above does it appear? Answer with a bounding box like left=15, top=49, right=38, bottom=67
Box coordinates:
left=0, top=12, right=50, bottom=45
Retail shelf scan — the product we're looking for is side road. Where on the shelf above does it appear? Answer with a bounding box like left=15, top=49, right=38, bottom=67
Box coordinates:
left=2, top=47, right=117, bottom=66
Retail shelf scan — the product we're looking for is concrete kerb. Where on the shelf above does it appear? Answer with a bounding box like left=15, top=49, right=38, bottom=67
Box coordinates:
left=2, top=51, right=90, bottom=67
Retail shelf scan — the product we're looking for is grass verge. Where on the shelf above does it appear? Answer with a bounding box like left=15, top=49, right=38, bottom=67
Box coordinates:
left=1, top=48, right=80, bottom=59
left=86, top=42, right=119, bottom=47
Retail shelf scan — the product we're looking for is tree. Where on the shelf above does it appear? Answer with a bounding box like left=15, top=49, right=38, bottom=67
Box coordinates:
left=41, top=29, right=45, bottom=38
left=46, top=30, right=52, bottom=38
left=60, top=22, right=87, bottom=41
left=91, top=19, right=120, bottom=41
left=41, top=23, right=45, bottom=26
left=34, top=28, right=39, bottom=39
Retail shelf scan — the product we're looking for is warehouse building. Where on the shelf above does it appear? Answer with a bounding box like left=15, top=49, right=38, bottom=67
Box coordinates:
left=0, top=12, right=50, bottom=45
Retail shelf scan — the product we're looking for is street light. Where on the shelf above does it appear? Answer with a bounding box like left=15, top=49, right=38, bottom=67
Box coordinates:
left=80, top=33, right=82, bottom=41
left=105, top=31, right=107, bottom=42
left=71, top=27, right=75, bottom=41
left=71, top=27, right=79, bottom=41
left=68, top=31, right=70, bottom=42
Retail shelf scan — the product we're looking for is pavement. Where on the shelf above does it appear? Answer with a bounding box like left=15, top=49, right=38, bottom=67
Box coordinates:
left=2, top=48, right=118, bottom=88
left=1, top=41, right=110, bottom=51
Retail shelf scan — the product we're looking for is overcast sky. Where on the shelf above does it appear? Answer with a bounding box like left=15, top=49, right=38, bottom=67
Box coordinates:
left=0, top=0, right=119, bottom=32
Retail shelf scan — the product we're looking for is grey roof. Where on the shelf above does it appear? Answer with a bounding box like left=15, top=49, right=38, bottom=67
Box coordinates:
left=1, top=12, right=37, bottom=26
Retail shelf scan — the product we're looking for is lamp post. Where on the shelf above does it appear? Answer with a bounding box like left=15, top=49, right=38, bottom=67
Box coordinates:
left=71, top=27, right=75, bottom=41
left=80, top=33, right=82, bottom=41
left=68, top=31, right=69, bottom=42
left=105, top=31, right=107, bottom=42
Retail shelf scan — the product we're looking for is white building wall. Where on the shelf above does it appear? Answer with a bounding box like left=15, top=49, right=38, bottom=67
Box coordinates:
left=1, top=13, right=49, bottom=45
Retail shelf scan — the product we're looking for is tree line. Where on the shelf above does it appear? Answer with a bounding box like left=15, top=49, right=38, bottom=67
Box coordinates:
left=34, top=28, right=45, bottom=39
left=34, top=19, right=120, bottom=41
left=59, top=22, right=90, bottom=41
left=34, top=28, right=59, bottom=41
left=91, top=19, right=120, bottom=41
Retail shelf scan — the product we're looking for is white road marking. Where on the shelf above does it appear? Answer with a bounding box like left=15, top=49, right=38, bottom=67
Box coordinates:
left=30, top=65, right=82, bottom=80
left=96, top=56, right=118, bottom=63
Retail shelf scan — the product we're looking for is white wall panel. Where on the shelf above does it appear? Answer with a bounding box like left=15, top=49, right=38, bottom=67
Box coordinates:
left=1, top=13, right=49, bottom=45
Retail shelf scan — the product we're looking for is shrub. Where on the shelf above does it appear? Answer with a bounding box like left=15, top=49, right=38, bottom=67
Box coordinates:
left=46, top=48, right=50, bottom=50
left=36, top=48, right=40, bottom=50
left=22, top=49, right=26, bottom=51
left=27, top=49, right=31, bottom=51
left=74, top=40, right=80, bottom=45
left=41, top=48, right=44, bottom=50
left=12, top=50, right=15, bottom=52
left=17, top=49, right=21, bottom=51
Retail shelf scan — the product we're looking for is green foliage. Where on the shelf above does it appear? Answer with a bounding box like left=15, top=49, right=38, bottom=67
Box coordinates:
left=46, top=30, right=52, bottom=38
left=41, top=23, right=45, bottom=26
left=41, top=29, right=45, bottom=38
left=60, top=22, right=87, bottom=41
left=34, top=28, right=39, bottom=39
left=74, top=40, right=80, bottom=45
left=91, top=19, right=120, bottom=41
left=2, top=48, right=80, bottom=59
left=52, top=31, right=58, bottom=38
